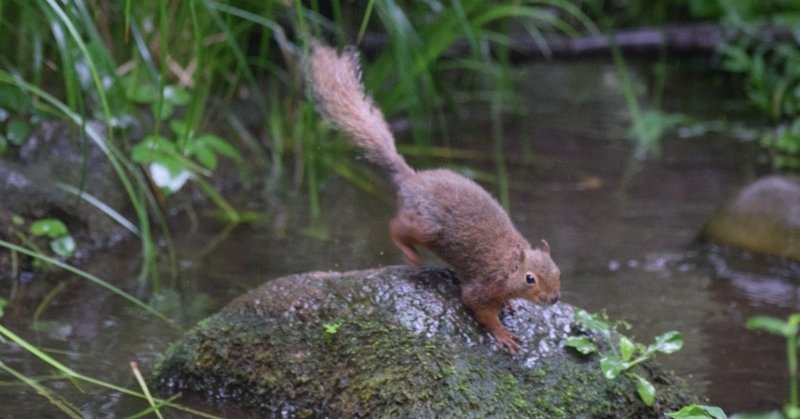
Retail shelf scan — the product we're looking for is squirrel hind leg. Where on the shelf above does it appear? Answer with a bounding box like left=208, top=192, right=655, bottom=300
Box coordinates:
left=389, top=216, right=425, bottom=268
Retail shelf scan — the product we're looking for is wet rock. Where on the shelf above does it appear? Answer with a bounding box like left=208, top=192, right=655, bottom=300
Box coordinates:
left=153, top=266, right=694, bottom=417
left=702, top=175, right=800, bottom=261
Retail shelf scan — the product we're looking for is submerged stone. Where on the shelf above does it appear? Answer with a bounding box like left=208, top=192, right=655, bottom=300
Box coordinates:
left=153, top=266, right=695, bottom=417
left=702, top=175, right=800, bottom=261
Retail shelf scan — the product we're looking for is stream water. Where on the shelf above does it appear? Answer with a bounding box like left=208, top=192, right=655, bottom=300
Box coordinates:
left=1, top=59, right=797, bottom=416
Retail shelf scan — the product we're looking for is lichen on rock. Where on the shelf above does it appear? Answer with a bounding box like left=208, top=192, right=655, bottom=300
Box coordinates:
left=153, top=266, right=694, bottom=417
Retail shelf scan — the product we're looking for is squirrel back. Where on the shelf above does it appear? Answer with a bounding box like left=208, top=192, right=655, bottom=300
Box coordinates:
left=307, top=41, right=414, bottom=186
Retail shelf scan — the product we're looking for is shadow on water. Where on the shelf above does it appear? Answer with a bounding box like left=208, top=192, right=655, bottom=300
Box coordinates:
left=1, top=59, right=797, bottom=416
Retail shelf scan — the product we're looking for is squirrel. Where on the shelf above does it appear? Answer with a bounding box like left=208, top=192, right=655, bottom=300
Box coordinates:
left=307, top=41, right=561, bottom=354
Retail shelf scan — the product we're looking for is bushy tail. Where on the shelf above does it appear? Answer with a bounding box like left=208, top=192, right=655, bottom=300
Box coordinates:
left=307, top=41, right=414, bottom=186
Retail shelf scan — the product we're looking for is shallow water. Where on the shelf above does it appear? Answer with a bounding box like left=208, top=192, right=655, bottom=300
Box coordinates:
left=1, top=59, right=797, bottom=416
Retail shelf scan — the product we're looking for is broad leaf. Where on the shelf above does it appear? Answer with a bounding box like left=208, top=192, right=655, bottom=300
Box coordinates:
left=50, top=235, right=76, bottom=258
left=619, top=335, right=635, bottom=361
left=667, top=403, right=728, bottom=418
left=649, top=331, right=683, bottom=354
left=600, top=356, right=627, bottom=380
left=634, top=374, right=656, bottom=406
left=575, top=309, right=611, bottom=334
left=564, top=336, right=597, bottom=355
left=30, top=219, right=68, bottom=238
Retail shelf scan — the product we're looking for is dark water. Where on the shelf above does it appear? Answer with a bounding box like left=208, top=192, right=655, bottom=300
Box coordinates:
left=1, top=59, right=797, bottom=416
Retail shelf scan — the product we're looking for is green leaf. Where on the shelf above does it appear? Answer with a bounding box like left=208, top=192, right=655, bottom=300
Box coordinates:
left=0, top=133, right=7, bottom=156
left=667, top=404, right=728, bottom=419
left=649, top=331, right=683, bottom=354
left=634, top=374, right=656, bottom=407
left=131, top=135, right=178, bottom=163
left=747, top=316, right=794, bottom=337
left=600, top=356, right=627, bottom=380
left=50, top=235, right=76, bottom=258
left=169, top=120, right=190, bottom=138
left=6, top=119, right=32, bottom=145
left=153, top=101, right=174, bottom=120
left=126, top=82, right=158, bottom=104
left=564, top=336, right=597, bottom=355
left=619, top=335, right=635, bottom=361
left=163, top=85, right=191, bottom=106
left=194, top=146, right=217, bottom=171
left=30, top=219, right=68, bottom=238
left=0, top=297, right=6, bottom=319
left=11, top=215, right=24, bottom=226
left=197, top=134, right=242, bottom=161
left=575, top=309, right=611, bottom=334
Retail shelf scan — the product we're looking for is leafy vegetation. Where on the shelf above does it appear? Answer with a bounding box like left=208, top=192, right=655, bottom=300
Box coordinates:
left=566, top=309, right=684, bottom=407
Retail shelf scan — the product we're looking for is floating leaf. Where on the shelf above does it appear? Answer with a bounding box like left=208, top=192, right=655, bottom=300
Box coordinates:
left=634, top=374, right=656, bottom=407
left=564, top=336, right=597, bottom=355
left=620, top=335, right=635, bottom=361
left=600, top=356, right=627, bottom=380
left=30, top=219, right=68, bottom=238
left=50, top=235, right=76, bottom=258
left=649, top=331, right=683, bottom=354
left=667, top=403, right=728, bottom=419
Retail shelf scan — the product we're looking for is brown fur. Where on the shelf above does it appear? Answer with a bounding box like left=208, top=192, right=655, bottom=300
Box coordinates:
left=307, top=41, right=561, bottom=354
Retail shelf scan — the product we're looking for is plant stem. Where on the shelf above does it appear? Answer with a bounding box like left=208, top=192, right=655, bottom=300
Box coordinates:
left=789, top=325, right=798, bottom=409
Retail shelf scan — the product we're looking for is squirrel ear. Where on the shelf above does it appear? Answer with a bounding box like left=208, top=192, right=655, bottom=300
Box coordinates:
left=539, top=239, right=551, bottom=254
left=511, top=246, right=524, bottom=270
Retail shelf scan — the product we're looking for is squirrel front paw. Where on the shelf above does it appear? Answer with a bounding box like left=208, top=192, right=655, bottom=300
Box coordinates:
left=494, top=330, right=521, bottom=354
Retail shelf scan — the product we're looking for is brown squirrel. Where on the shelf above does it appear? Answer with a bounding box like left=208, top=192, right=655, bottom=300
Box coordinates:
left=307, top=41, right=561, bottom=354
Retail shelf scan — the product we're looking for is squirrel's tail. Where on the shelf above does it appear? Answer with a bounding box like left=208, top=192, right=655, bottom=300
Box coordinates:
left=307, top=41, right=414, bottom=186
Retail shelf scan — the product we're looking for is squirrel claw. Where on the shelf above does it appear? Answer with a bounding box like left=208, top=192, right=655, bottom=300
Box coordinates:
left=494, top=331, right=521, bottom=354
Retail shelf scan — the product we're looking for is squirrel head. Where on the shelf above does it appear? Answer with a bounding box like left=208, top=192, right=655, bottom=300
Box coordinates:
left=508, top=240, right=561, bottom=305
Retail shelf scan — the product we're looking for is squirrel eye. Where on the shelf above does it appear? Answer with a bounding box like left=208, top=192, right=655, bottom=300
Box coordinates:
left=525, top=273, right=536, bottom=284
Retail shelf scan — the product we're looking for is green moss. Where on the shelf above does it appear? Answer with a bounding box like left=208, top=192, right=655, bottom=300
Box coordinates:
left=151, top=268, right=696, bottom=417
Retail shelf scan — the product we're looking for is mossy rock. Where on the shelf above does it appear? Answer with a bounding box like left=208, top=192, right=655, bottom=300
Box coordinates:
left=702, top=175, right=800, bottom=261
left=153, top=266, right=695, bottom=417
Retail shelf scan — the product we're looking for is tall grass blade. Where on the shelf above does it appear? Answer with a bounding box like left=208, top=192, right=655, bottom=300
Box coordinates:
left=0, top=239, right=170, bottom=324
left=57, top=183, right=140, bottom=236
left=0, top=325, right=221, bottom=419
left=0, top=361, right=82, bottom=419
left=129, top=361, right=163, bottom=419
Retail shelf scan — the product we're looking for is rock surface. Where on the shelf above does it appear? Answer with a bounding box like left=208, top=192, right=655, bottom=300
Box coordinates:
left=153, top=266, right=694, bottom=417
left=702, top=175, right=800, bottom=261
